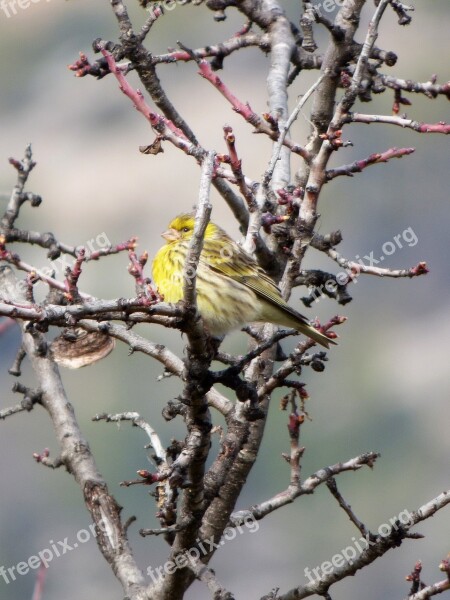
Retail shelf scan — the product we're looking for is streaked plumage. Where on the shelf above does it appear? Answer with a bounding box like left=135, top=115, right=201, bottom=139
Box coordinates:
left=152, top=214, right=335, bottom=348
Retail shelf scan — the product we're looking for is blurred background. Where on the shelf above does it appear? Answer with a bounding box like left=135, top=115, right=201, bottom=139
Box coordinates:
left=0, top=1, right=449, bottom=599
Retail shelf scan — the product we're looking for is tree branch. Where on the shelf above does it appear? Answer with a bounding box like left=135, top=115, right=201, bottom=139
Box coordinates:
left=269, top=490, right=450, bottom=600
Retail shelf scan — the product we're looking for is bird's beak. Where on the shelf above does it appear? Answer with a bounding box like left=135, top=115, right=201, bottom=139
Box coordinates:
left=161, top=228, right=181, bottom=242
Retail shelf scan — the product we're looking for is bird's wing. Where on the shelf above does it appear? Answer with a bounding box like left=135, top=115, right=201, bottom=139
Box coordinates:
left=200, top=239, right=291, bottom=309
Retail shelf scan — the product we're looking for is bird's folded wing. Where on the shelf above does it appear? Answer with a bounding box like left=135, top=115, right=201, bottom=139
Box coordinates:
left=200, top=243, right=292, bottom=311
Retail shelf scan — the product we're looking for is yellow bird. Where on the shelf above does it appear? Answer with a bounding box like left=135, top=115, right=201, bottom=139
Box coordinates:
left=152, top=214, right=336, bottom=348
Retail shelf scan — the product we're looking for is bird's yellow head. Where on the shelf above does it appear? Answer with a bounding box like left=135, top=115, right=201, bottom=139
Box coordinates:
left=161, top=213, right=220, bottom=243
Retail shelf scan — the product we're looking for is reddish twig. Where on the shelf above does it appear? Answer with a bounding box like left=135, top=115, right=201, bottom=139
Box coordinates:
left=68, top=51, right=111, bottom=79
left=198, top=59, right=309, bottom=159
left=31, top=561, right=48, bottom=600
left=32, top=448, right=64, bottom=469
left=406, top=561, right=427, bottom=596
left=101, top=49, right=196, bottom=154
left=128, top=248, right=159, bottom=300
left=405, top=557, right=450, bottom=600
left=128, top=249, right=149, bottom=288
left=326, top=147, right=415, bottom=180
left=0, top=236, right=139, bottom=300
left=86, top=237, right=137, bottom=261
left=222, top=126, right=256, bottom=209
left=64, top=248, right=86, bottom=301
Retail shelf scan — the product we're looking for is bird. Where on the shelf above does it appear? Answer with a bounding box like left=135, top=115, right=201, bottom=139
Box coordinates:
left=152, top=214, right=336, bottom=348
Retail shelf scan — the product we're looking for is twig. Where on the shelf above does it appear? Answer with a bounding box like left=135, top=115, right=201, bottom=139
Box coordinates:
left=325, top=147, right=415, bottom=180
left=182, top=151, right=214, bottom=308
left=339, top=0, right=391, bottom=113
left=231, top=451, right=379, bottom=525
left=346, top=112, right=450, bottom=134
left=96, top=39, right=249, bottom=232
left=32, top=448, right=64, bottom=469
left=264, top=73, right=327, bottom=185
left=197, top=59, right=309, bottom=159
left=327, top=247, right=429, bottom=279
left=19, top=327, right=147, bottom=594
left=0, top=396, right=38, bottom=420
left=78, top=320, right=233, bottom=416
left=101, top=49, right=196, bottom=154
left=8, top=346, right=26, bottom=376
left=222, top=126, right=256, bottom=209
left=377, top=73, right=450, bottom=99
left=265, top=490, right=450, bottom=600
left=1, top=145, right=40, bottom=230
left=406, top=579, right=450, bottom=600
left=140, top=522, right=188, bottom=537
left=152, top=31, right=267, bottom=67
left=0, top=250, right=93, bottom=299
left=326, top=478, right=370, bottom=537
left=93, top=412, right=168, bottom=466
left=138, top=3, right=163, bottom=41
left=189, top=557, right=235, bottom=600
left=31, top=562, right=47, bottom=600
left=258, top=316, right=344, bottom=397
left=0, top=297, right=172, bottom=324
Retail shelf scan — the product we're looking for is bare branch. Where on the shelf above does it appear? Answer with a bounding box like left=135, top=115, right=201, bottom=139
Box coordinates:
left=327, top=247, right=429, bottom=279
left=93, top=411, right=168, bottom=466
left=406, top=579, right=450, bottom=600
left=264, top=73, right=327, bottom=185
left=78, top=320, right=233, bottom=416
left=183, top=152, right=214, bottom=308
left=189, top=558, right=235, bottom=600
left=232, top=451, right=379, bottom=525
left=326, top=477, right=370, bottom=537
left=25, top=339, right=146, bottom=593
left=377, top=73, right=450, bottom=100
left=197, top=59, right=309, bottom=160
left=325, top=146, right=415, bottom=180
left=347, top=112, right=450, bottom=134
left=0, top=145, right=40, bottom=230
left=269, top=490, right=450, bottom=600
left=31, top=562, right=47, bottom=600
left=152, top=31, right=268, bottom=67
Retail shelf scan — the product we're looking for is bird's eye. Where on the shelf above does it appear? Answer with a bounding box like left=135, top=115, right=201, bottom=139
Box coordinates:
left=182, top=227, right=190, bottom=233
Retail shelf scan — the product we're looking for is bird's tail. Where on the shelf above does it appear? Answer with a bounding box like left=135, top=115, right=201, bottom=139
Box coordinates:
left=261, top=303, right=337, bottom=348
left=295, top=320, right=336, bottom=349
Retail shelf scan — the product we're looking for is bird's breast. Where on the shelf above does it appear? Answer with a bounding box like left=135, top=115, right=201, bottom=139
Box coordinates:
left=152, top=243, right=186, bottom=303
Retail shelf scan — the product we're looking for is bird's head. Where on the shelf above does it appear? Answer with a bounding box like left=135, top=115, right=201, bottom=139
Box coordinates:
left=161, top=213, right=219, bottom=243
